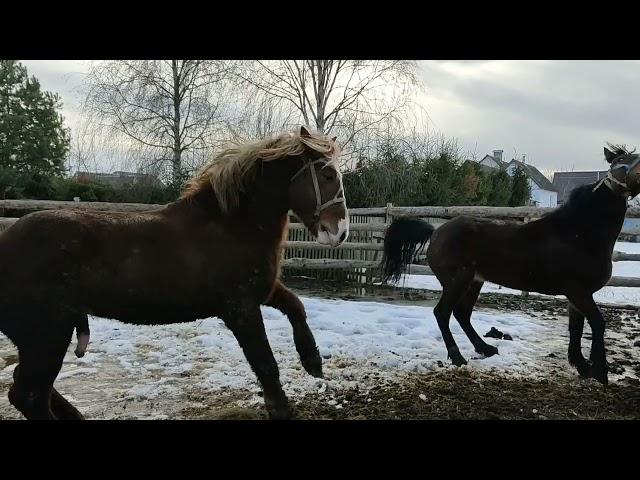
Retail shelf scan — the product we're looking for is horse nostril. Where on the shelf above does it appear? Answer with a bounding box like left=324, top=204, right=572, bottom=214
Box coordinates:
left=339, top=231, right=347, bottom=243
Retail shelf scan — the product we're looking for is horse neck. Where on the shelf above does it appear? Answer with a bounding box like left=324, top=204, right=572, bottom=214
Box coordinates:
left=169, top=180, right=290, bottom=241
left=571, top=184, right=628, bottom=250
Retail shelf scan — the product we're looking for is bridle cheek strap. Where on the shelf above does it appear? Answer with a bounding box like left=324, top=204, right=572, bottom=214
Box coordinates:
left=291, top=159, right=346, bottom=216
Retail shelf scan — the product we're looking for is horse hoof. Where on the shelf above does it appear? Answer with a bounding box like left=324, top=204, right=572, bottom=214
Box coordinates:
left=478, top=344, right=499, bottom=358
left=449, top=355, right=468, bottom=367
left=593, top=369, right=608, bottom=386
left=268, top=407, right=293, bottom=420
left=575, top=362, right=592, bottom=378
left=58, top=409, right=85, bottom=421
left=301, top=357, right=323, bottom=378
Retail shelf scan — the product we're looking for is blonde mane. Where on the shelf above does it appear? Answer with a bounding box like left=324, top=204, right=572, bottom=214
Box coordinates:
left=181, top=129, right=341, bottom=214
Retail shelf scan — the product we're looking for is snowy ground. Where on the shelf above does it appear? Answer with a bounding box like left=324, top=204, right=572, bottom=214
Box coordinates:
left=390, top=241, right=640, bottom=307
left=1, top=242, right=639, bottom=419
left=1, top=290, right=638, bottom=419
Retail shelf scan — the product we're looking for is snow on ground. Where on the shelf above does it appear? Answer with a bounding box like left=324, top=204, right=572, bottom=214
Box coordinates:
left=0, top=294, right=602, bottom=419
left=2, top=245, right=639, bottom=418
left=389, top=241, right=640, bottom=307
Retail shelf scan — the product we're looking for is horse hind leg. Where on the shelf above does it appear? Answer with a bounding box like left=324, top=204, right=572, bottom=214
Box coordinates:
left=9, top=329, right=75, bottom=420
left=433, top=271, right=475, bottom=367
left=50, top=387, right=84, bottom=420
left=452, top=280, right=499, bottom=358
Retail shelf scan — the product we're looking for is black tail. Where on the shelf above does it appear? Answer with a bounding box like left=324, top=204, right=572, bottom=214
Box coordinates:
left=381, top=217, right=435, bottom=283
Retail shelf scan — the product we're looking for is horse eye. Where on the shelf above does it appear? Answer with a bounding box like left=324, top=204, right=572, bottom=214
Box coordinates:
left=321, top=168, right=337, bottom=181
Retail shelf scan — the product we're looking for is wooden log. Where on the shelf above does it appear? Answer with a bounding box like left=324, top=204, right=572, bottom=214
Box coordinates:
left=0, top=218, right=18, bottom=227
left=282, top=258, right=433, bottom=274
left=612, top=251, right=640, bottom=262
left=284, top=241, right=384, bottom=251
left=0, top=199, right=164, bottom=213
left=345, top=207, right=387, bottom=216
left=289, top=222, right=388, bottom=232
left=3, top=210, right=638, bottom=238
left=282, top=258, right=380, bottom=270
left=607, top=276, right=640, bottom=287
left=389, top=205, right=541, bottom=220
left=2, top=199, right=640, bottom=219
left=385, top=205, right=640, bottom=219
left=282, top=257, right=640, bottom=288
left=620, top=226, right=640, bottom=235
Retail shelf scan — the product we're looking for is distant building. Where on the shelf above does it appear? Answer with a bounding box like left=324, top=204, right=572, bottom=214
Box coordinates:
left=503, top=159, right=557, bottom=208
left=478, top=149, right=507, bottom=170
left=475, top=149, right=558, bottom=207
left=73, top=171, right=161, bottom=188
left=552, top=170, right=608, bottom=205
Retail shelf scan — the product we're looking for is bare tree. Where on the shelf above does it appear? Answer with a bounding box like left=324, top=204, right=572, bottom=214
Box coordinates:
left=67, top=115, right=129, bottom=176
left=235, top=60, right=420, bottom=150
left=82, top=60, right=233, bottom=186
left=224, top=90, right=297, bottom=141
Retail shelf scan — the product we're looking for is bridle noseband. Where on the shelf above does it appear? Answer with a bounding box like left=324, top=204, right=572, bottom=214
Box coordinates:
left=291, top=159, right=346, bottom=216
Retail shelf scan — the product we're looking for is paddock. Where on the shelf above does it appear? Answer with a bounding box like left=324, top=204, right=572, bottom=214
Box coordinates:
left=0, top=200, right=639, bottom=419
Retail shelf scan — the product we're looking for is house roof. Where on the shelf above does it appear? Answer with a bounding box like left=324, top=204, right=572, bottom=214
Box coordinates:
left=552, top=170, right=608, bottom=203
left=467, top=159, right=499, bottom=175
left=479, top=154, right=507, bottom=169
left=505, top=159, right=556, bottom=192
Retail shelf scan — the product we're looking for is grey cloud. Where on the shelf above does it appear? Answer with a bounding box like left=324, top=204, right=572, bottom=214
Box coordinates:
left=418, top=60, right=640, bottom=171
left=12, top=60, right=640, bottom=174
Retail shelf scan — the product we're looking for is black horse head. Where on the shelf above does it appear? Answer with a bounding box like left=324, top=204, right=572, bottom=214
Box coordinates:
left=603, top=144, right=640, bottom=198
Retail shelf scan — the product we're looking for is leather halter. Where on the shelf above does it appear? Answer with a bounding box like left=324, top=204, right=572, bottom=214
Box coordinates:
left=290, top=159, right=345, bottom=216
left=593, top=154, right=640, bottom=198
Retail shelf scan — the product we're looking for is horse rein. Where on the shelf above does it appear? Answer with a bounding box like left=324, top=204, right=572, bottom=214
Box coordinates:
left=291, top=159, right=346, bottom=216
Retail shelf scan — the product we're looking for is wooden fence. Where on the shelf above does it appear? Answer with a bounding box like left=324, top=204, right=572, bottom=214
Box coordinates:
left=2, top=199, right=640, bottom=288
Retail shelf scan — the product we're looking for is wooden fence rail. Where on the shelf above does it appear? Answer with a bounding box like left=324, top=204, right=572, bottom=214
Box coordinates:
left=1, top=199, right=640, bottom=288
left=2, top=199, right=640, bottom=218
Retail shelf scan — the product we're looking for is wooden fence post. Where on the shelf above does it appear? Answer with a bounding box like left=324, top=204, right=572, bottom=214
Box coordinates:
left=385, top=202, right=393, bottom=225
left=521, top=215, right=530, bottom=297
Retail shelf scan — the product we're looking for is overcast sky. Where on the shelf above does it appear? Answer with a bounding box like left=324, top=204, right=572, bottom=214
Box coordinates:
left=19, top=60, right=640, bottom=174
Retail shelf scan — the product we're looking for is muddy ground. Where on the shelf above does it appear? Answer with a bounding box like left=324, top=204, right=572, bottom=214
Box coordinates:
left=180, top=279, right=640, bottom=420
left=180, top=369, right=640, bottom=420
left=2, top=278, right=640, bottom=420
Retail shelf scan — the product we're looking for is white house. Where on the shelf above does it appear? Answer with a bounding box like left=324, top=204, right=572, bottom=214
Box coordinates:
left=504, top=159, right=557, bottom=208
left=476, top=150, right=558, bottom=208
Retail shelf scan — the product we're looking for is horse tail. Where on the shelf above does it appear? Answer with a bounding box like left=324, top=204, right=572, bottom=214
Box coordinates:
left=381, top=217, right=435, bottom=283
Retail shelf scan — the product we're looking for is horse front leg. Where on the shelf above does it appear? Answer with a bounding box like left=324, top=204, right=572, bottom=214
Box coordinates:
left=568, top=303, right=590, bottom=377
left=224, top=303, right=292, bottom=420
left=567, top=294, right=608, bottom=385
left=265, top=281, right=322, bottom=378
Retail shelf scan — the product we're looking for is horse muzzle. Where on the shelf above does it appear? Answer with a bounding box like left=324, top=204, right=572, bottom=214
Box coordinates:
left=316, top=217, right=349, bottom=247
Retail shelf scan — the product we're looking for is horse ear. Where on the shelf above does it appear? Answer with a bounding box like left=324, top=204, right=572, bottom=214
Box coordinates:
left=604, top=146, right=616, bottom=163
left=300, top=126, right=312, bottom=138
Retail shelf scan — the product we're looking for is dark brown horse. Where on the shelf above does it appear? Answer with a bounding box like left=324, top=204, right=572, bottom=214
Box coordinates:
left=0, top=126, right=349, bottom=420
left=382, top=145, right=640, bottom=385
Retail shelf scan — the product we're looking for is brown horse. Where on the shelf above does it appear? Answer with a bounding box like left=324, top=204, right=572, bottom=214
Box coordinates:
left=381, top=145, right=640, bottom=385
left=0, top=126, right=349, bottom=420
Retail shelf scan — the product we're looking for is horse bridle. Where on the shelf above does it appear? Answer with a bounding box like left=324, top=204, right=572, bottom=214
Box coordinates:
left=594, top=154, right=640, bottom=198
left=291, top=159, right=346, bottom=216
